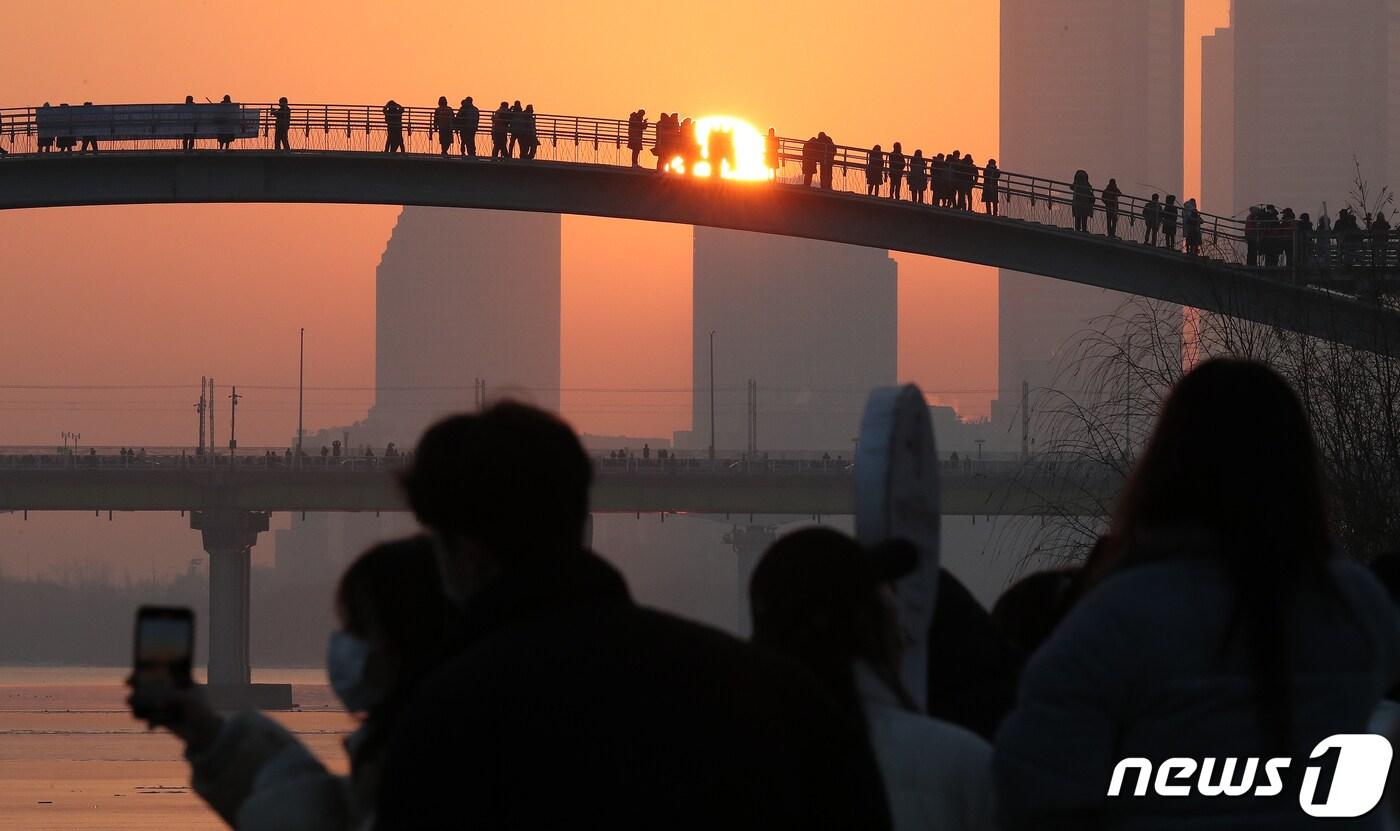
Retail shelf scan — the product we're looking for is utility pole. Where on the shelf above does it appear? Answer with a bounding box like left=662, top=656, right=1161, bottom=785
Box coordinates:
left=708, top=330, right=716, bottom=461
left=196, top=376, right=207, bottom=455
left=746, top=379, right=758, bottom=455
left=296, top=328, right=304, bottom=463
left=208, top=377, right=216, bottom=457
left=228, top=387, right=241, bottom=451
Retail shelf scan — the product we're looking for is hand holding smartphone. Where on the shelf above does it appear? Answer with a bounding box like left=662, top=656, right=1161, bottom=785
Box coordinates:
left=127, top=606, right=221, bottom=751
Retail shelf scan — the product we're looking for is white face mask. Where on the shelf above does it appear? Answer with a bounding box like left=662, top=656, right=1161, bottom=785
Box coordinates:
left=326, top=630, right=391, bottom=714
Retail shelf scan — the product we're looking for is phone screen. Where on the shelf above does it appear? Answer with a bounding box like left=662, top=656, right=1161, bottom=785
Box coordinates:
left=134, top=606, right=194, bottom=687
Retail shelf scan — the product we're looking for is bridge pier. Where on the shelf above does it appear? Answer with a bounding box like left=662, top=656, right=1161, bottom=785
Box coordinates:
left=190, top=509, right=292, bottom=710
left=724, top=524, right=776, bottom=636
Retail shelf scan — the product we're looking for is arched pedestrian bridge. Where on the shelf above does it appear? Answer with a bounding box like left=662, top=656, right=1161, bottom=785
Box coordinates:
left=2, top=101, right=1399, bottom=352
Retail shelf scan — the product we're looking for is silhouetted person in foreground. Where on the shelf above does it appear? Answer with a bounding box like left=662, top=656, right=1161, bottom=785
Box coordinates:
left=490, top=101, right=510, bottom=158
left=1142, top=193, right=1161, bottom=245
left=627, top=109, right=647, bottom=167
left=865, top=145, right=884, bottom=195
left=271, top=97, right=291, bottom=151
left=994, top=359, right=1400, bottom=830
left=1161, top=194, right=1179, bottom=249
left=456, top=97, right=479, bottom=157
left=751, top=528, right=991, bottom=831
left=1101, top=177, right=1121, bottom=238
left=981, top=158, right=1000, bottom=215
left=887, top=142, right=906, bottom=200
left=376, top=403, right=893, bottom=829
left=382, top=100, right=405, bottom=153
left=433, top=96, right=454, bottom=156
left=129, top=536, right=459, bottom=830
left=926, top=568, right=1024, bottom=741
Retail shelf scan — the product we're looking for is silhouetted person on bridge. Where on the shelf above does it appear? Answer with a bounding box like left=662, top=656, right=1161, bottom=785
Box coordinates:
left=931, top=153, right=946, bottom=207
left=1279, top=206, right=1296, bottom=268
left=706, top=125, right=729, bottom=178
left=801, top=135, right=818, bottom=187
left=887, top=142, right=906, bottom=200
left=1161, top=194, right=1179, bottom=250
left=960, top=155, right=978, bottom=210
left=865, top=145, right=884, bottom=196
left=507, top=101, right=523, bottom=157
left=490, top=101, right=509, bottom=158
left=519, top=104, right=539, bottom=160
left=1071, top=170, right=1096, bottom=232
left=271, top=97, right=291, bottom=151
left=982, top=158, right=1000, bottom=215
left=1373, top=209, right=1392, bottom=270
left=628, top=109, right=647, bottom=167
left=1316, top=208, right=1333, bottom=264
left=376, top=403, right=894, bottom=830
left=382, top=100, right=405, bottom=153
left=457, top=97, right=479, bottom=157
left=948, top=151, right=964, bottom=209
left=1184, top=198, right=1203, bottom=256
left=679, top=117, right=700, bottom=173
left=765, top=127, right=779, bottom=180
left=79, top=102, right=98, bottom=153
left=1296, top=212, right=1314, bottom=266
left=652, top=113, right=675, bottom=171
left=818, top=132, right=836, bottom=189
left=1245, top=206, right=1261, bottom=265
left=216, top=95, right=236, bottom=151
left=434, top=96, right=455, bottom=156
left=180, top=96, right=196, bottom=151
left=37, top=103, right=54, bottom=153
left=1101, top=178, right=1121, bottom=238
left=55, top=103, right=75, bottom=153
left=908, top=150, right=928, bottom=204
left=1144, top=195, right=1163, bottom=246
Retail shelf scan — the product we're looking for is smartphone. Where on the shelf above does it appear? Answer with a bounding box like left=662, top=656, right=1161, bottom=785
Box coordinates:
left=133, top=606, right=194, bottom=688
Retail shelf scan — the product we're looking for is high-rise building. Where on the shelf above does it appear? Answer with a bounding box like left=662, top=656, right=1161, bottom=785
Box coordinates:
left=688, top=227, right=896, bottom=453
left=275, top=207, right=561, bottom=583
left=370, top=207, right=561, bottom=443
left=995, top=0, right=1184, bottom=443
left=1203, top=0, right=1400, bottom=218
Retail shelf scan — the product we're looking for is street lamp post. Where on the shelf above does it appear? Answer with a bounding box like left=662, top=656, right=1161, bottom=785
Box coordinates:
left=708, top=330, right=716, bottom=461
left=228, top=387, right=241, bottom=452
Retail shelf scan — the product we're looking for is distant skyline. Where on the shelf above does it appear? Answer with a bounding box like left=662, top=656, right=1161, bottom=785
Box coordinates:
left=0, top=1, right=1228, bottom=446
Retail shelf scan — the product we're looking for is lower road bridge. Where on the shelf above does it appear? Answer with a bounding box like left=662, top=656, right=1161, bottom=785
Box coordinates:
left=0, top=450, right=1119, bottom=706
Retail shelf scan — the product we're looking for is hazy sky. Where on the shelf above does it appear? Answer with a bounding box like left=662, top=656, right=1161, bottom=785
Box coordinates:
left=0, top=0, right=1229, bottom=446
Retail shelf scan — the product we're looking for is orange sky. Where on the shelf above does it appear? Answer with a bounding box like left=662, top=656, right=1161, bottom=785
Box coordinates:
left=0, top=0, right=1229, bottom=446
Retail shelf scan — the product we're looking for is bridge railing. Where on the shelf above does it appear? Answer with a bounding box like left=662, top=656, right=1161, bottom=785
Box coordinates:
left=0, top=101, right=1253, bottom=270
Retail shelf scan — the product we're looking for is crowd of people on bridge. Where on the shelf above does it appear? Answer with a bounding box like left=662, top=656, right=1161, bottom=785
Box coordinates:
left=126, top=356, right=1400, bottom=830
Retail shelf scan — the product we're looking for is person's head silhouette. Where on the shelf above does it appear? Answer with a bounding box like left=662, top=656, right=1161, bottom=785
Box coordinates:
left=403, top=403, right=592, bottom=603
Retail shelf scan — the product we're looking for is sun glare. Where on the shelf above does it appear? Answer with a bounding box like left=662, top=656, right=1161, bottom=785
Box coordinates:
left=683, top=116, right=769, bottom=181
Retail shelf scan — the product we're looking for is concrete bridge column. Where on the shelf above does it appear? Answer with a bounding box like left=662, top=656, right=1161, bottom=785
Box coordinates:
left=190, top=509, right=291, bottom=709
left=724, top=524, right=776, bottom=637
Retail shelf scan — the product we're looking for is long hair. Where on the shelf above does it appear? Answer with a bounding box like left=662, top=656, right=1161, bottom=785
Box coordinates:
left=1105, top=358, right=1334, bottom=748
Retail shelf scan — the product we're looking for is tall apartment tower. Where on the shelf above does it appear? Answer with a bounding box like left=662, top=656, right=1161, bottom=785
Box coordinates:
left=274, top=207, right=561, bottom=583
left=1203, top=0, right=1400, bottom=219
left=994, top=0, right=1184, bottom=442
left=689, top=227, right=897, bottom=453
left=370, top=207, right=561, bottom=443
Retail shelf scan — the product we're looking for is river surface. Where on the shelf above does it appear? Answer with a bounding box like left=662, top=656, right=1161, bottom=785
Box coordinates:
left=0, top=666, right=350, bottom=829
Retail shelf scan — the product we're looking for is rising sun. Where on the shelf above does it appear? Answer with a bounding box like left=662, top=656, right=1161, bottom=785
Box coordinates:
left=683, top=116, right=770, bottom=181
